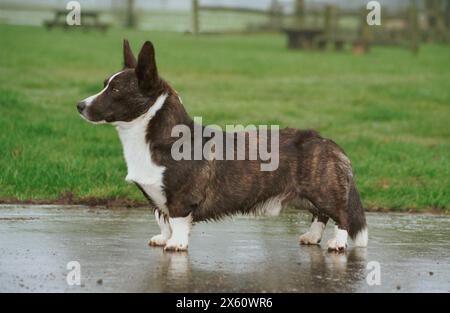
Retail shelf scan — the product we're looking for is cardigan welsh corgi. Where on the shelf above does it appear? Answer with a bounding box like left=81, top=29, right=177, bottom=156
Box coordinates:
left=77, top=40, right=368, bottom=252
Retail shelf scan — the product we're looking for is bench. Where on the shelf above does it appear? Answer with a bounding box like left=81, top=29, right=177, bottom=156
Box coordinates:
left=315, top=36, right=346, bottom=51
left=44, top=10, right=109, bottom=32
left=282, top=28, right=325, bottom=50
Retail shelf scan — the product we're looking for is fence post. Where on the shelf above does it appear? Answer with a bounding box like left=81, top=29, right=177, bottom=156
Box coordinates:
left=324, top=5, right=333, bottom=37
left=353, top=6, right=371, bottom=54
left=436, top=0, right=447, bottom=42
left=446, top=0, right=450, bottom=31
left=125, top=0, right=136, bottom=28
left=294, top=0, right=304, bottom=28
left=321, top=5, right=332, bottom=49
left=408, top=2, right=420, bottom=54
left=360, top=6, right=371, bottom=50
left=192, top=0, right=199, bottom=35
left=269, top=0, right=282, bottom=30
left=425, top=0, right=446, bottom=43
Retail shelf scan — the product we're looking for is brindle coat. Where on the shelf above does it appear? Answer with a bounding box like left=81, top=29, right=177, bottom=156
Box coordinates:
left=79, top=40, right=367, bottom=241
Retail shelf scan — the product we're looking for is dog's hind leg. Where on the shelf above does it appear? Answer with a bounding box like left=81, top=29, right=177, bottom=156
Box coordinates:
left=326, top=180, right=368, bottom=251
left=326, top=209, right=349, bottom=252
left=299, top=215, right=328, bottom=245
left=296, top=137, right=367, bottom=251
left=149, top=210, right=172, bottom=247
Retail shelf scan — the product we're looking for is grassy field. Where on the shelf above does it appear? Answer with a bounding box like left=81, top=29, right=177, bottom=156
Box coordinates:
left=0, top=24, right=449, bottom=211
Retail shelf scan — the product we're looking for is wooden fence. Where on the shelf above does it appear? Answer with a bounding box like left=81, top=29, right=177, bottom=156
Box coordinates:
left=191, top=0, right=449, bottom=53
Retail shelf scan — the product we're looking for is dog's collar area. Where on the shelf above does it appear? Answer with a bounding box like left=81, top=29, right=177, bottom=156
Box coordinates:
left=143, top=90, right=173, bottom=112
left=114, top=93, right=169, bottom=130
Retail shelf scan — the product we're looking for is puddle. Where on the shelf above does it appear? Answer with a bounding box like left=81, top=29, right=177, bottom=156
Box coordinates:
left=0, top=205, right=449, bottom=292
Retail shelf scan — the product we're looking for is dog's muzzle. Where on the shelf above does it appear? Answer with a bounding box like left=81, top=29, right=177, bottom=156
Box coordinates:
left=77, top=101, right=86, bottom=114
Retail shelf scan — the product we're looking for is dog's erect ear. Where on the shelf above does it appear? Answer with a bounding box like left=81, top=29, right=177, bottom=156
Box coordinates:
left=123, top=39, right=137, bottom=69
left=135, top=41, right=159, bottom=93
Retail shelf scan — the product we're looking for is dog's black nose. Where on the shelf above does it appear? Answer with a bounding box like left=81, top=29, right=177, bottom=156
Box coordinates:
left=77, top=101, right=86, bottom=113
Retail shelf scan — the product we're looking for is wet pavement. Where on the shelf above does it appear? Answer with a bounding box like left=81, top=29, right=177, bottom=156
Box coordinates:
left=0, top=205, right=448, bottom=293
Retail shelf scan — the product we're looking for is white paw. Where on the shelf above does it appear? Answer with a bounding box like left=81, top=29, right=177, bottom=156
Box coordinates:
left=164, top=237, right=188, bottom=252
left=327, top=237, right=347, bottom=251
left=299, top=218, right=325, bottom=245
left=327, top=227, right=348, bottom=252
left=148, top=234, right=168, bottom=247
left=299, top=232, right=321, bottom=245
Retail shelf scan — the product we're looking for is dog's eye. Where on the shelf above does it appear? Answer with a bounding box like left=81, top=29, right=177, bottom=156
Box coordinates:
left=112, top=88, right=119, bottom=93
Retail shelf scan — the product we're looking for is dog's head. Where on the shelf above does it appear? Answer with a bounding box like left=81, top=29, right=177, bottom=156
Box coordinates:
left=77, top=40, right=164, bottom=123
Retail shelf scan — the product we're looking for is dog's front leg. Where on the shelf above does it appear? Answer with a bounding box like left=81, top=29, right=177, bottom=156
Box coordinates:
left=164, top=214, right=192, bottom=252
left=149, top=210, right=172, bottom=246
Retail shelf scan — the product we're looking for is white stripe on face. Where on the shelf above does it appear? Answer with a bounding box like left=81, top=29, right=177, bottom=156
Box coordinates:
left=82, top=70, right=124, bottom=107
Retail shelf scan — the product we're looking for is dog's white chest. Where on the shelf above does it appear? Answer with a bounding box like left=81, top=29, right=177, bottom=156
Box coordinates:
left=121, top=138, right=167, bottom=212
left=115, top=94, right=168, bottom=213
left=139, top=183, right=168, bottom=212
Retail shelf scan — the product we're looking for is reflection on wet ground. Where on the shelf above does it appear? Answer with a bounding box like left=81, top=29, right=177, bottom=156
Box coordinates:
left=0, top=205, right=448, bottom=292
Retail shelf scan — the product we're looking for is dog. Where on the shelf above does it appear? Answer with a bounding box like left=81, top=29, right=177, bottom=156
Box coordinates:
left=77, top=39, right=368, bottom=252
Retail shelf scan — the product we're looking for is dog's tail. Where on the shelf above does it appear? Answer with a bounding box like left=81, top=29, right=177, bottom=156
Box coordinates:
left=348, top=178, right=368, bottom=247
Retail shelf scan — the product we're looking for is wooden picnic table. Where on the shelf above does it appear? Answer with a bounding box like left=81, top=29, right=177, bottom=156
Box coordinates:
left=44, top=10, right=109, bottom=32
left=282, top=28, right=325, bottom=50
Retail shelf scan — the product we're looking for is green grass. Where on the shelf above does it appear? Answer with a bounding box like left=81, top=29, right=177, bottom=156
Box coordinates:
left=0, top=24, right=449, bottom=211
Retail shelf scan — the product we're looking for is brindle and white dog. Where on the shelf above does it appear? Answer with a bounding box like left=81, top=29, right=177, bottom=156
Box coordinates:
left=77, top=40, right=368, bottom=252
